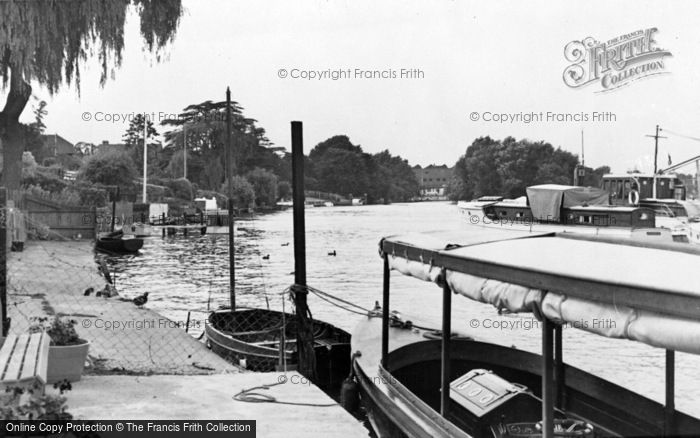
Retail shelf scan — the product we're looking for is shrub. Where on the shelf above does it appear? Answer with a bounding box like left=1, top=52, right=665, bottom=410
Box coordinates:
left=21, top=168, right=68, bottom=193
left=277, top=180, right=291, bottom=201
left=146, top=184, right=171, bottom=201
left=0, top=386, right=72, bottom=420
left=246, top=168, right=278, bottom=207
left=22, top=151, right=38, bottom=179
left=166, top=177, right=193, bottom=201
left=221, top=176, right=255, bottom=210
left=29, top=317, right=83, bottom=346
left=21, top=184, right=77, bottom=206
left=72, top=183, right=109, bottom=207
left=78, top=149, right=136, bottom=187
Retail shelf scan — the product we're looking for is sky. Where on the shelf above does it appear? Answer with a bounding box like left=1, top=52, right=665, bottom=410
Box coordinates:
left=20, top=0, right=700, bottom=174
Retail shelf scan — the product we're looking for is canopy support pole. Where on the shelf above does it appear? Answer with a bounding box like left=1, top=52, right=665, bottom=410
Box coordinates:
left=665, top=349, right=675, bottom=436
left=554, top=324, right=564, bottom=409
left=381, top=253, right=390, bottom=367
left=440, top=269, right=452, bottom=416
left=542, top=317, right=555, bottom=438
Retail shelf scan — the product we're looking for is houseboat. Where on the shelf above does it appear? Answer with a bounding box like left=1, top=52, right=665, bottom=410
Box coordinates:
left=601, top=173, right=700, bottom=244
left=457, top=184, right=687, bottom=243
left=351, top=229, right=700, bottom=438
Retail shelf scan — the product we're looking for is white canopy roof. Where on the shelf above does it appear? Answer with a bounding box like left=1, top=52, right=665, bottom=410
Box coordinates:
left=381, top=230, right=700, bottom=355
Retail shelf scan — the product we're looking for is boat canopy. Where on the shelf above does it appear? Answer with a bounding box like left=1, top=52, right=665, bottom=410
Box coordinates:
left=380, top=229, right=700, bottom=355
left=526, top=184, right=609, bottom=221
left=678, top=199, right=700, bottom=218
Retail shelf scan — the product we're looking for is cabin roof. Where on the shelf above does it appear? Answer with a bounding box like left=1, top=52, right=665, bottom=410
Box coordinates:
left=381, top=230, right=700, bottom=354
left=526, top=185, right=609, bottom=221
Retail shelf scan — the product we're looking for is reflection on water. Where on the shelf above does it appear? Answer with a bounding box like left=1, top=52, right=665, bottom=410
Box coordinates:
left=104, top=202, right=700, bottom=417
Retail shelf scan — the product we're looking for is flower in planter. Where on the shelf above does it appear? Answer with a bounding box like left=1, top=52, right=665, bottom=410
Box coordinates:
left=29, top=317, right=84, bottom=346
left=0, top=385, right=72, bottom=421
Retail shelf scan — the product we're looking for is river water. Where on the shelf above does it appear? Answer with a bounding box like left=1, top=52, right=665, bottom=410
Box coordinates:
left=105, top=201, right=700, bottom=418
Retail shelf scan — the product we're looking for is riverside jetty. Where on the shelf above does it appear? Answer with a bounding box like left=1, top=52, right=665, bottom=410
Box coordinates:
left=6, top=240, right=366, bottom=437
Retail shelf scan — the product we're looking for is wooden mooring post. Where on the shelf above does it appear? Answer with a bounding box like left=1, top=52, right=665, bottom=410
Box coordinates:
left=291, top=121, right=316, bottom=380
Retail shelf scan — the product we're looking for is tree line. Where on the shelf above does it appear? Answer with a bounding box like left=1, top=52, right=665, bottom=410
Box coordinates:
left=16, top=98, right=421, bottom=211
left=447, top=136, right=612, bottom=201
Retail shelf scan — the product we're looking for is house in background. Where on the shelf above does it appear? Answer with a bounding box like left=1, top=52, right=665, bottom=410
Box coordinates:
left=412, top=164, right=453, bottom=200
left=94, top=140, right=129, bottom=154
left=95, top=139, right=163, bottom=157
left=39, top=133, right=81, bottom=170
left=40, top=133, right=77, bottom=159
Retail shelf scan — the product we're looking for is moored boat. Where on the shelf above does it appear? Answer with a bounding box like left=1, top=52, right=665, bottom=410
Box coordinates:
left=601, top=173, right=700, bottom=244
left=458, top=184, right=688, bottom=243
left=205, top=307, right=350, bottom=384
left=352, top=229, right=700, bottom=437
left=95, top=229, right=144, bottom=254
left=205, top=116, right=350, bottom=394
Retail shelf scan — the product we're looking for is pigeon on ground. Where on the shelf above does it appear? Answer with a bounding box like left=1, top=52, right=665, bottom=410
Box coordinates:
left=262, top=254, right=270, bottom=260
left=83, top=287, right=94, bottom=296
left=328, top=250, right=336, bottom=256
left=133, top=292, right=149, bottom=308
left=281, top=242, right=290, bottom=246
left=101, top=284, right=118, bottom=298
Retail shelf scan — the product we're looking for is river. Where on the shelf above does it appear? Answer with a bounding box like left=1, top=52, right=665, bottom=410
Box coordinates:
left=105, top=201, right=700, bottom=418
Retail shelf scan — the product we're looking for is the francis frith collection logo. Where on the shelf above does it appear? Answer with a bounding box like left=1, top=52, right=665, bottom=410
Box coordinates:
left=563, top=28, right=671, bottom=92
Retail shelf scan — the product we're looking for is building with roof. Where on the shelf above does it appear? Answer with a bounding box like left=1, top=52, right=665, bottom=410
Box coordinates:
left=412, top=164, right=453, bottom=200
left=39, top=134, right=77, bottom=158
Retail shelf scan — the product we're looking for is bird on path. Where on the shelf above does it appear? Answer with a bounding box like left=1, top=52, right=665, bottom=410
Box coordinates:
left=100, top=284, right=118, bottom=298
left=133, top=292, right=149, bottom=308
left=83, top=287, right=94, bottom=296
left=328, top=250, right=336, bottom=256
left=262, top=254, right=270, bottom=260
left=281, top=242, right=290, bottom=246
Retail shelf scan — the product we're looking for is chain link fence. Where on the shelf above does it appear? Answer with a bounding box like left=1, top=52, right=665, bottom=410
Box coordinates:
left=1, top=189, right=354, bottom=385
left=2, top=192, right=239, bottom=376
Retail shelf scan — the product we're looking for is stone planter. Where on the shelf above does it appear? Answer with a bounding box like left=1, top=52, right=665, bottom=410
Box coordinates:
left=47, top=340, right=90, bottom=384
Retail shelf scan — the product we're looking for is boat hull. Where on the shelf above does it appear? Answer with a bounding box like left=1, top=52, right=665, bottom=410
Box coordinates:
left=457, top=201, right=685, bottom=244
left=95, top=235, right=144, bottom=254
left=205, top=308, right=351, bottom=387
left=352, top=316, right=700, bottom=438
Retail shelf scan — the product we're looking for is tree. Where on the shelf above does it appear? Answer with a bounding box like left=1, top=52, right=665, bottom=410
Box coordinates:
left=313, top=148, right=370, bottom=197
left=246, top=168, right=278, bottom=207
left=581, top=165, right=611, bottom=188
left=277, top=180, right=291, bottom=201
left=221, top=176, right=255, bottom=210
left=161, top=99, right=281, bottom=191
left=446, top=176, right=467, bottom=201
left=123, top=113, right=159, bottom=146
left=460, top=136, right=503, bottom=199
left=453, top=136, right=580, bottom=200
left=0, top=1, right=183, bottom=193
left=21, top=100, right=48, bottom=164
left=79, top=149, right=137, bottom=188
left=372, top=150, right=420, bottom=202
left=166, top=177, right=193, bottom=201
left=309, top=136, right=371, bottom=197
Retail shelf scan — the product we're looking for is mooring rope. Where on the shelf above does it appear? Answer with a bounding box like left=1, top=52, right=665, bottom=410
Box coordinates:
left=285, top=283, right=372, bottom=316
left=285, top=283, right=441, bottom=332
left=232, top=381, right=337, bottom=407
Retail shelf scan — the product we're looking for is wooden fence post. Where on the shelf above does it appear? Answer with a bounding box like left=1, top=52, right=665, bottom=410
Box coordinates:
left=0, top=187, right=8, bottom=336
